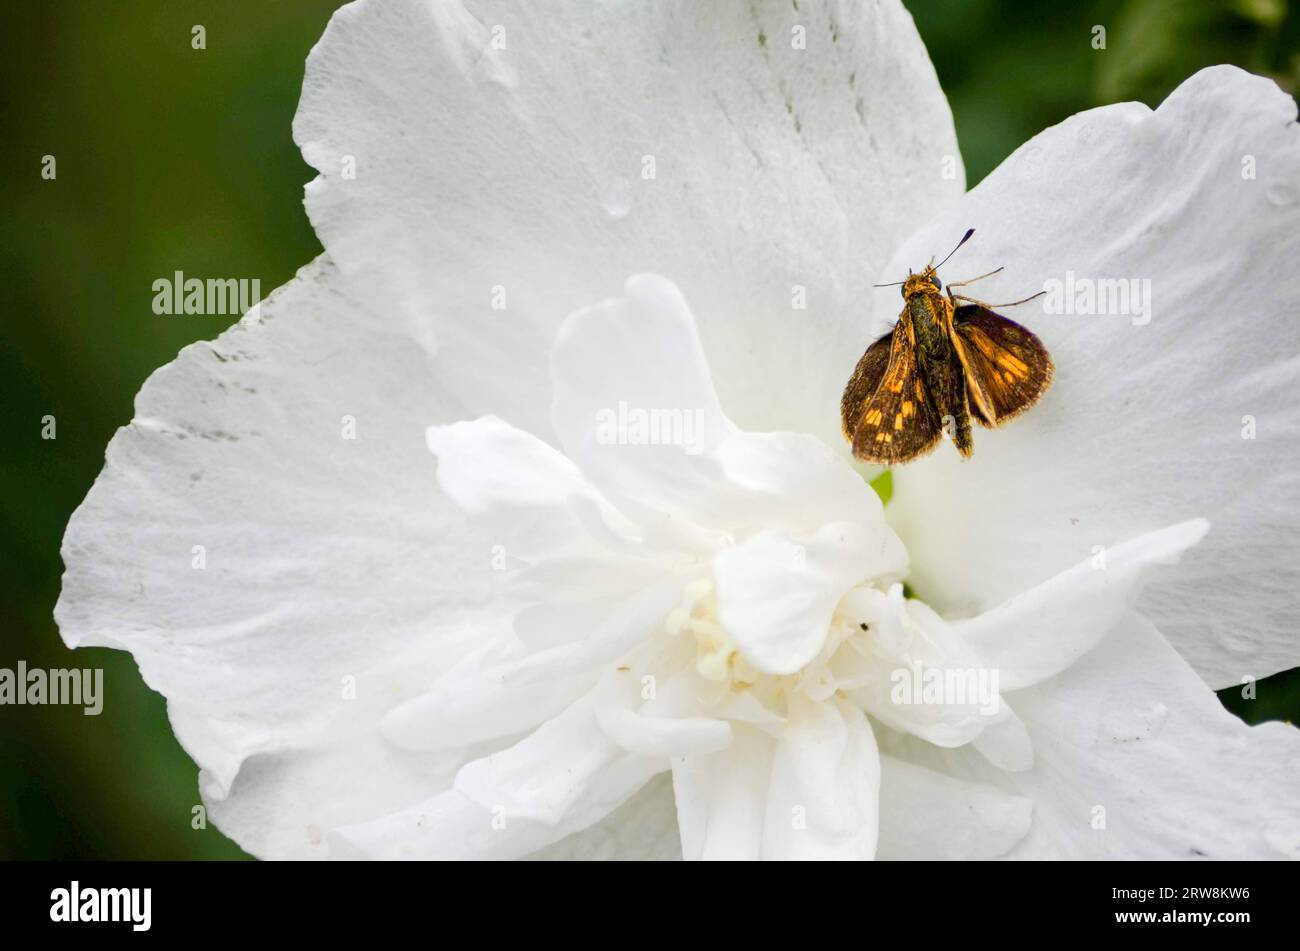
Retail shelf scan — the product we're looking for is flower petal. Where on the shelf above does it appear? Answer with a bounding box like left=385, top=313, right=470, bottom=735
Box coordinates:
left=550, top=275, right=905, bottom=548
left=715, top=522, right=888, bottom=675
left=330, top=762, right=662, bottom=859
left=380, top=636, right=594, bottom=752
left=499, top=574, right=691, bottom=685
left=762, top=694, right=880, bottom=859
left=528, top=775, right=682, bottom=860
left=876, top=755, right=1032, bottom=860
left=295, top=0, right=963, bottom=443
left=901, top=613, right=1300, bottom=859
left=453, top=695, right=662, bottom=826
left=969, top=709, right=1035, bottom=773
left=427, top=415, right=635, bottom=559
left=837, top=587, right=1007, bottom=748
left=953, top=519, right=1208, bottom=690
left=549, top=274, right=737, bottom=532
left=337, top=758, right=684, bottom=860
left=672, top=724, right=775, bottom=860
left=55, top=258, right=518, bottom=859
left=594, top=669, right=733, bottom=758
left=887, top=66, right=1300, bottom=687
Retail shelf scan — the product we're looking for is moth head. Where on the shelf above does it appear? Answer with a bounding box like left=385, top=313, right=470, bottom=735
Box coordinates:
left=902, top=269, right=942, bottom=298
left=875, top=232, right=971, bottom=296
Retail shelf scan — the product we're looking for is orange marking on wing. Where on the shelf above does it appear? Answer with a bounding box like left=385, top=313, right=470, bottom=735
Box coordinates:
left=999, top=354, right=1029, bottom=375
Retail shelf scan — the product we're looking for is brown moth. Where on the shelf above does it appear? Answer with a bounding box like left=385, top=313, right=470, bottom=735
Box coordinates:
left=842, top=229, right=1053, bottom=465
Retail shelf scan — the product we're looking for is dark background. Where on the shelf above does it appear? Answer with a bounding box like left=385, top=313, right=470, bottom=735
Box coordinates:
left=1, top=0, right=1296, bottom=859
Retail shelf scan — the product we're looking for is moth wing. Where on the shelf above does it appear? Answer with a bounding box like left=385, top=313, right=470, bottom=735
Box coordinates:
left=953, top=304, right=1054, bottom=428
left=845, top=323, right=941, bottom=465
left=841, top=328, right=893, bottom=439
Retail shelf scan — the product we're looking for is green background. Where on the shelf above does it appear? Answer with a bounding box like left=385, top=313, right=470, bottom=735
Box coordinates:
left=1, top=0, right=1297, bottom=859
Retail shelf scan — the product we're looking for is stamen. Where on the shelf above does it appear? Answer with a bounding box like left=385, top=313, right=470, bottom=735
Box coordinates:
left=663, top=578, right=746, bottom=684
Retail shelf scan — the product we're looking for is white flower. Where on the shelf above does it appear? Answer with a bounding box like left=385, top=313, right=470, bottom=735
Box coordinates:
left=331, top=273, right=1216, bottom=860
left=57, top=0, right=1300, bottom=860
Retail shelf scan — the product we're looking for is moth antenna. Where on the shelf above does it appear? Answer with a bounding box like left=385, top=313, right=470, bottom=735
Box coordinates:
left=874, top=267, right=911, bottom=288
left=990, top=289, right=1047, bottom=308
left=952, top=289, right=1046, bottom=308
left=933, top=228, right=975, bottom=272
left=946, top=266, right=1004, bottom=290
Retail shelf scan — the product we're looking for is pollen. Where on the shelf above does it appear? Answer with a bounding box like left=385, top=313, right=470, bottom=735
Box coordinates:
left=664, top=578, right=755, bottom=686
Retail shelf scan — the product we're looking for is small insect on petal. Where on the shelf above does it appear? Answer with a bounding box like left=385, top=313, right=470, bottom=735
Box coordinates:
left=842, top=231, right=1054, bottom=466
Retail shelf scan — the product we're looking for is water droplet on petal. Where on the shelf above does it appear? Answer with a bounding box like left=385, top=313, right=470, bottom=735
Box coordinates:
left=1214, top=627, right=1254, bottom=655
left=603, top=177, right=632, bottom=220
left=1266, top=179, right=1297, bottom=207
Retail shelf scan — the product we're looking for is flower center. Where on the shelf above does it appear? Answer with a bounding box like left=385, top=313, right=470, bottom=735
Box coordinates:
left=659, top=575, right=905, bottom=713
left=664, top=578, right=760, bottom=687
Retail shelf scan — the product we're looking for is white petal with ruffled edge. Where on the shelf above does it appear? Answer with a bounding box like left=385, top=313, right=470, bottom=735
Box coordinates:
left=426, top=415, right=635, bottom=560
left=294, top=0, right=963, bottom=444
left=893, top=613, right=1300, bottom=859
left=954, top=519, right=1209, bottom=690
left=55, top=258, right=506, bottom=859
left=886, top=67, right=1300, bottom=688
left=341, top=684, right=725, bottom=858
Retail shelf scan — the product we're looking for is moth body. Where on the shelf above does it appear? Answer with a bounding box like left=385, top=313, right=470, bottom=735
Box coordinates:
left=906, top=282, right=974, bottom=458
